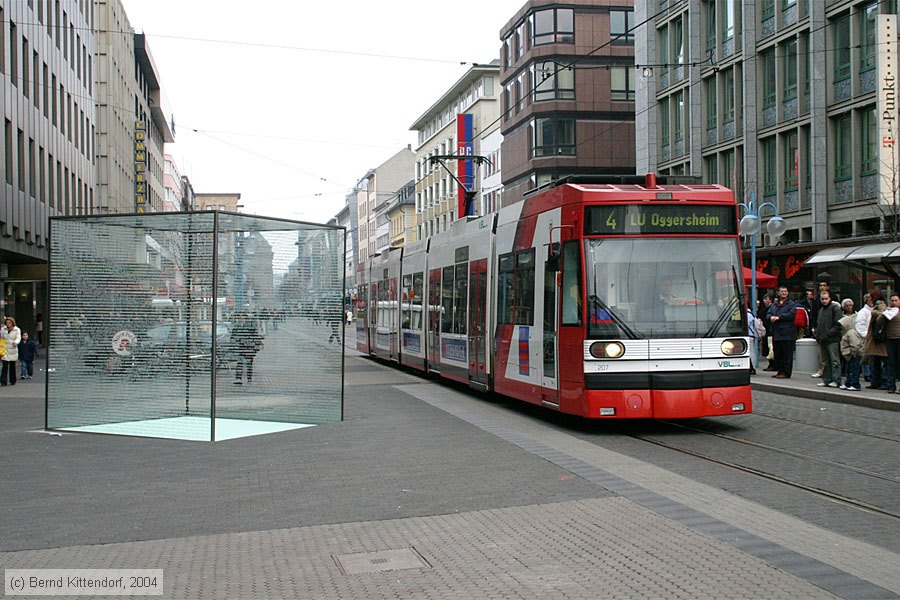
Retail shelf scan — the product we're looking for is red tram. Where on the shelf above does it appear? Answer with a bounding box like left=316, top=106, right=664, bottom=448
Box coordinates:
left=356, top=175, right=752, bottom=419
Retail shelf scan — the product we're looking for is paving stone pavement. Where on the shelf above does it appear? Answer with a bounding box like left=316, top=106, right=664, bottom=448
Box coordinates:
left=2, top=348, right=899, bottom=599
left=1, top=499, right=842, bottom=599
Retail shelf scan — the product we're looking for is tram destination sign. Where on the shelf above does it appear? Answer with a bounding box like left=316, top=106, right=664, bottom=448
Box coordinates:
left=585, top=204, right=737, bottom=235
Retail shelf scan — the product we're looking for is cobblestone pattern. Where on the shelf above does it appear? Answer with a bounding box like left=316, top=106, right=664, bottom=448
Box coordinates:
left=0, top=498, right=840, bottom=600
left=399, top=384, right=900, bottom=598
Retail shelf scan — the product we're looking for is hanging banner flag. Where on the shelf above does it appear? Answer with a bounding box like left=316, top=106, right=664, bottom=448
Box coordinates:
left=878, top=14, right=898, bottom=205
left=456, top=113, right=475, bottom=217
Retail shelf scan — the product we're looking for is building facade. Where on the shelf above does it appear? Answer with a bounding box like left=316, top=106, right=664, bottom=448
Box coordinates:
left=94, top=1, right=173, bottom=215
left=410, top=63, right=501, bottom=241
left=163, top=153, right=182, bottom=212
left=499, top=0, right=636, bottom=205
left=355, top=147, right=415, bottom=263
left=635, top=0, right=900, bottom=297
left=383, top=180, right=416, bottom=249
left=0, top=0, right=97, bottom=334
left=195, top=193, right=242, bottom=212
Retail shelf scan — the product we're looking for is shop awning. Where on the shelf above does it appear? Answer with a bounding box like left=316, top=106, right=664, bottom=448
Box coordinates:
left=717, top=267, right=778, bottom=288
left=804, top=242, right=900, bottom=266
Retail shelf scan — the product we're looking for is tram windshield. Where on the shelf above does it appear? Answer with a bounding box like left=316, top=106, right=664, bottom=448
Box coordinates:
left=584, top=237, right=745, bottom=339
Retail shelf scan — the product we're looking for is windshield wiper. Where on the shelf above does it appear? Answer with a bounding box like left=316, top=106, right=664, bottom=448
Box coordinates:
left=588, top=295, right=640, bottom=339
left=704, top=266, right=742, bottom=338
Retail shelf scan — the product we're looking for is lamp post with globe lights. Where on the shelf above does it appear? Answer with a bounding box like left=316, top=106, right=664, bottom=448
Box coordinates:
left=738, top=192, right=786, bottom=369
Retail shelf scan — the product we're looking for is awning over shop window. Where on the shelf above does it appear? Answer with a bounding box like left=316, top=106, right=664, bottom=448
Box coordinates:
left=804, top=242, right=900, bottom=266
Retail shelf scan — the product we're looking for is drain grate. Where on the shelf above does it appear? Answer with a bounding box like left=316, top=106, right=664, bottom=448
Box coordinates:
left=333, top=547, right=430, bottom=575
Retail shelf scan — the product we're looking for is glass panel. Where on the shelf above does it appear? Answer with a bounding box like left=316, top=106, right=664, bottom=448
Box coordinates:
left=47, top=213, right=345, bottom=440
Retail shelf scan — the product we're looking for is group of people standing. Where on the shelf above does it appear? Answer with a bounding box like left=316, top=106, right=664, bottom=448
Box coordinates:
left=0, top=316, right=39, bottom=386
left=754, top=278, right=900, bottom=392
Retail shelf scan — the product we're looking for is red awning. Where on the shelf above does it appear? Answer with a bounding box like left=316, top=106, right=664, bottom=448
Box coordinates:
left=744, top=266, right=777, bottom=288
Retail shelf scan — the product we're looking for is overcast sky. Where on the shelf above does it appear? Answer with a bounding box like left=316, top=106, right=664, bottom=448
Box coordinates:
left=118, top=1, right=522, bottom=224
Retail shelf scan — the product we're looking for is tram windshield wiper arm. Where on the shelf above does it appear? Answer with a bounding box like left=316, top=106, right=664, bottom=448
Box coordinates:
left=589, top=295, right=639, bottom=339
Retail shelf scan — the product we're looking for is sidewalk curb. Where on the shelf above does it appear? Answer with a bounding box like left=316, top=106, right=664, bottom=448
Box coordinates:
left=751, top=379, right=900, bottom=411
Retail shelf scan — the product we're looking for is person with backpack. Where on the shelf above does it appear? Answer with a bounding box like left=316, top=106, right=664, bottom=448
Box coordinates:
left=747, top=305, right=765, bottom=375
left=767, top=285, right=797, bottom=379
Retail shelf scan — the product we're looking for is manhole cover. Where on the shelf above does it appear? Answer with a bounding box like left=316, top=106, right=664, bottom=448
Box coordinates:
left=333, top=547, right=430, bottom=575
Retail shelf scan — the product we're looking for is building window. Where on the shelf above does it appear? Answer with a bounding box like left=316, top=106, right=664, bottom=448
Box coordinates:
left=763, top=137, right=777, bottom=196
left=531, top=8, right=574, bottom=45
left=672, top=17, right=684, bottom=65
left=658, top=25, right=669, bottom=79
left=532, top=118, right=575, bottom=156
left=532, top=61, right=574, bottom=101
left=610, top=67, right=634, bottom=101
left=660, top=102, right=670, bottom=148
left=860, top=2, right=877, bottom=73
left=723, top=69, right=735, bottom=123
left=704, top=0, right=716, bottom=51
left=783, top=40, right=797, bottom=101
left=861, top=106, right=877, bottom=175
left=610, top=10, right=634, bottom=44
left=722, top=149, right=735, bottom=190
left=706, top=78, right=717, bottom=130
left=723, top=0, right=735, bottom=41
left=705, top=155, right=718, bottom=183
left=762, top=48, right=776, bottom=108
left=783, top=131, right=798, bottom=192
left=833, top=113, right=852, bottom=181
left=833, top=13, right=851, bottom=82
left=673, top=91, right=684, bottom=142
left=761, top=0, right=775, bottom=21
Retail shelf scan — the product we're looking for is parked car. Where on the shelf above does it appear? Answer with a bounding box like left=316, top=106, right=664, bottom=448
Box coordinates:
left=144, top=321, right=233, bottom=367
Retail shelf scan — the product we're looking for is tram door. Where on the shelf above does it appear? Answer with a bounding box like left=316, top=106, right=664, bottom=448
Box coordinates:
left=427, top=268, right=442, bottom=371
left=541, top=253, right=559, bottom=403
left=468, top=259, right=488, bottom=387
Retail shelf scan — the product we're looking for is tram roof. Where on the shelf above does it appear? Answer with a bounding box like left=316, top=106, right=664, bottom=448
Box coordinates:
left=528, top=175, right=730, bottom=197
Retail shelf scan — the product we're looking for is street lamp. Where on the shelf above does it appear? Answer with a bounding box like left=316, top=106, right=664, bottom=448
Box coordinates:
left=738, top=191, right=786, bottom=369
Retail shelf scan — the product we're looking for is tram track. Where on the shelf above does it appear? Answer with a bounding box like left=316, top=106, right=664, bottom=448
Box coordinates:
left=749, top=409, right=900, bottom=443
left=629, top=421, right=900, bottom=521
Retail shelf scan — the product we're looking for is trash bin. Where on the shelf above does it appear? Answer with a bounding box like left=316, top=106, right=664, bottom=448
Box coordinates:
left=794, top=337, right=819, bottom=373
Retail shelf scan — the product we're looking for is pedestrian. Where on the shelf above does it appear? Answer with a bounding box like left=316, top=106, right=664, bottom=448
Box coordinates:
left=865, top=297, right=889, bottom=390
left=855, top=292, right=875, bottom=382
left=1, top=316, right=22, bottom=386
left=758, top=293, right=774, bottom=369
left=814, top=290, right=843, bottom=388
left=839, top=307, right=862, bottom=391
left=838, top=298, right=856, bottom=380
left=18, top=332, right=38, bottom=380
left=747, top=305, right=765, bottom=375
left=766, top=285, right=797, bottom=378
left=799, top=288, right=815, bottom=338
left=878, top=293, right=900, bottom=394
left=232, top=313, right=263, bottom=385
left=810, top=277, right=840, bottom=377
left=328, top=314, right=341, bottom=345
left=35, top=312, right=44, bottom=346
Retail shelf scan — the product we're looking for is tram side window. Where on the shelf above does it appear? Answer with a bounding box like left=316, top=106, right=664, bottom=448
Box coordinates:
left=454, top=262, right=468, bottom=333
left=497, top=253, right=515, bottom=324
left=412, top=272, right=423, bottom=329
left=356, top=285, right=367, bottom=319
left=377, top=280, right=387, bottom=326
left=560, top=241, right=582, bottom=326
left=401, top=274, right=412, bottom=329
left=441, top=266, right=454, bottom=333
left=515, top=249, right=535, bottom=325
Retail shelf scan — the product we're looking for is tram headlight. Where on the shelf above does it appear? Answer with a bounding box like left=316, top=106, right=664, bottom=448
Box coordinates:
left=721, top=338, right=748, bottom=356
left=590, top=341, right=625, bottom=359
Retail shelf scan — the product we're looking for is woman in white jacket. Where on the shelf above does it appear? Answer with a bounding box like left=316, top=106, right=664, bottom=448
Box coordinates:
left=1, top=316, right=22, bottom=385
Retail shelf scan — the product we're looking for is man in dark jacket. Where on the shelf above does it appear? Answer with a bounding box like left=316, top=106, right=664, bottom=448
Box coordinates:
left=767, top=285, right=797, bottom=378
left=814, top=290, right=843, bottom=388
